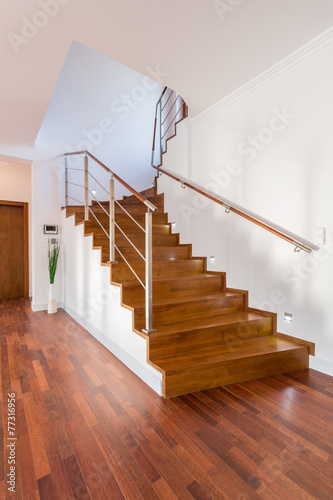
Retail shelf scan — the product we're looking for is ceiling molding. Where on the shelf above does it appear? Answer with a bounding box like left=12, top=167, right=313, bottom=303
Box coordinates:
left=0, top=134, right=35, bottom=149
left=190, top=26, right=333, bottom=128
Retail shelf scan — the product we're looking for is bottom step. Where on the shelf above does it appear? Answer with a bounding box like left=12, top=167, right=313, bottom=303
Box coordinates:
left=153, top=337, right=309, bottom=398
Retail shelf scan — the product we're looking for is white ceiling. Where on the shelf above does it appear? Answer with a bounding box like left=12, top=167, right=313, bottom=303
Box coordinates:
left=1, top=0, right=333, bottom=143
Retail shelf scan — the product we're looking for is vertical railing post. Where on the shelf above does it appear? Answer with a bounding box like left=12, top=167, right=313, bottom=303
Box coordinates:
left=143, top=209, right=156, bottom=334
left=65, top=155, right=68, bottom=207
left=159, top=100, right=163, bottom=164
left=108, top=174, right=117, bottom=264
left=84, top=153, right=89, bottom=221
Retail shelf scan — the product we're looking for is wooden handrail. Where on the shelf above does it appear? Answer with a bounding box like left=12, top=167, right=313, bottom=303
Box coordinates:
left=153, top=165, right=319, bottom=253
left=65, top=151, right=158, bottom=213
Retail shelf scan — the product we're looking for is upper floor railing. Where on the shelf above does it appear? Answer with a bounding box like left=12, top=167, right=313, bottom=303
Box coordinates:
left=151, top=86, right=188, bottom=168
left=64, top=150, right=157, bottom=333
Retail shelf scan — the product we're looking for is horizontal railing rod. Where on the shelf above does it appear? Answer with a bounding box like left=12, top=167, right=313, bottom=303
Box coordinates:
left=115, top=200, right=146, bottom=232
left=88, top=207, right=110, bottom=239
left=88, top=190, right=110, bottom=218
left=67, top=181, right=85, bottom=189
left=88, top=171, right=110, bottom=196
left=67, top=196, right=84, bottom=205
left=65, top=151, right=158, bottom=213
left=153, top=166, right=319, bottom=253
left=114, top=221, right=146, bottom=261
left=114, top=244, right=146, bottom=289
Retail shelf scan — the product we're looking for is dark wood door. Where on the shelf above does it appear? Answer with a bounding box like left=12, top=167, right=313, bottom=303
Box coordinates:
left=0, top=202, right=28, bottom=298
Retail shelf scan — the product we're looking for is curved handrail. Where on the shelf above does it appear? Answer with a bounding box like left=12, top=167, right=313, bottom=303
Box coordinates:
left=65, top=150, right=158, bottom=213
left=153, top=165, right=319, bottom=254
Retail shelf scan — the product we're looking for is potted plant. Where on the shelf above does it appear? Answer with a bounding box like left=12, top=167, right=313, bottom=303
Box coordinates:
left=48, top=239, right=60, bottom=314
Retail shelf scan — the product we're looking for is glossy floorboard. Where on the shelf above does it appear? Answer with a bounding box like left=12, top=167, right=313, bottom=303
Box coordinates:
left=1, top=298, right=332, bottom=499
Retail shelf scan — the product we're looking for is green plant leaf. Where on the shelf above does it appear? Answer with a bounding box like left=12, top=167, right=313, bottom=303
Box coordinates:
left=48, top=242, right=60, bottom=284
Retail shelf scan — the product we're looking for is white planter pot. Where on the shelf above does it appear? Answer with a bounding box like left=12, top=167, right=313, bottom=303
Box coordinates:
left=48, top=283, right=57, bottom=314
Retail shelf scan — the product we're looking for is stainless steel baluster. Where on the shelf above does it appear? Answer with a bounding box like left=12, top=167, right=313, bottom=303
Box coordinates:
left=108, top=174, right=117, bottom=264
left=65, top=155, right=68, bottom=207
left=84, top=153, right=89, bottom=221
left=143, top=208, right=156, bottom=334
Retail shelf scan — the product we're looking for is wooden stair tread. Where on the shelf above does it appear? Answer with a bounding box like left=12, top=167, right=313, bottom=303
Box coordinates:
left=130, top=291, right=243, bottom=309
left=94, top=193, right=164, bottom=206
left=153, top=337, right=307, bottom=373
left=112, top=259, right=205, bottom=275
left=150, top=310, right=271, bottom=336
left=120, top=273, right=222, bottom=287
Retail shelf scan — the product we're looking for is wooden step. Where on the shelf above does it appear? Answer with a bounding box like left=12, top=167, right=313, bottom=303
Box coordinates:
left=132, top=291, right=246, bottom=329
left=123, top=187, right=155, bottom=200
left=93, top=193, right=164, bottom=208
left=98, top=245, right=190, bottom=264
left=153, top=337, right=309, bottom=398
left=66, top=205, right=84, bottom=215
left=66, top=206, right=84, bottom=224
left=114, top=245, right=191, bottom=263
left=84, top=220, right=171, bottom=236
left=111, top=259, right=205, bottom=283
left=118, top=193, right=164, bottom=210
left=93, top=202, right=162, bottom=216
left=94, top=232, right=179, bottom=247
left=89, top=210, right=169, bottom=226
left=121, top=274, right=225, bottom=303
left=148, top=311, right=274, bottom=359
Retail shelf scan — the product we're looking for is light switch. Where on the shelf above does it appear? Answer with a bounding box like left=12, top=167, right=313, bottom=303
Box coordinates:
left=315, top=227, right=326, bottom=245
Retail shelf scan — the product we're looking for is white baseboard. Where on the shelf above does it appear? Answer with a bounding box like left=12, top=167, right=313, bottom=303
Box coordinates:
left=31, top=301, right=63, bottom=312
left=309, top=355, right=333, bottom=377
left=64, top=304, right=163, bottom=396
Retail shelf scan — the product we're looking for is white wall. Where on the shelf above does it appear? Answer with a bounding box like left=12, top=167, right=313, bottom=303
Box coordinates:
left=31, top=42, right=163, bottom=309
left=0, top=160, right=32, bottom=295
left=61, top=210, right=162, bottom=394
left=157, top=37, right=333, bottom=370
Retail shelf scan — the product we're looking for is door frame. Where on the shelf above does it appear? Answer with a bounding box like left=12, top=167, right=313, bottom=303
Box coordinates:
left=0, top=200, right=29, bottom=298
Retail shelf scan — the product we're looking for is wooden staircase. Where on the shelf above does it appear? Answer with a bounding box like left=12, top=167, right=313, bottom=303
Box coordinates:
left=65, top=185, right=310, bottom=398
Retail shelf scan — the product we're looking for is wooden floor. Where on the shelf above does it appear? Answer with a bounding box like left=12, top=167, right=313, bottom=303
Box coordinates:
left=1, top=299, right=333, bottom=499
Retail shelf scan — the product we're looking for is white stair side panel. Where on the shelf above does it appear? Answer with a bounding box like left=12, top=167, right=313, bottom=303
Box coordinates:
left=61, top=210, right=162, bottom=395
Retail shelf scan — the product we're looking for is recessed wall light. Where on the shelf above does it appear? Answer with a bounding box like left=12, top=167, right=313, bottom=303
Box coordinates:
left=209, top=256, right=215, bottom=263
left=284, top=312, right=293, bottom=323
left=92, top=189, right=97, bottom=196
